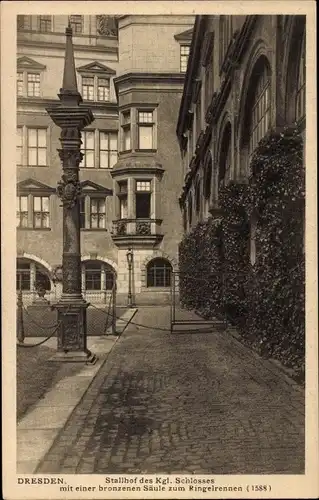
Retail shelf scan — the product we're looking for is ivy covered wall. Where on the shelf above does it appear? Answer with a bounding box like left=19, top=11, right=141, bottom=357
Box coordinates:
left=179, top=127, right=305, bottom=381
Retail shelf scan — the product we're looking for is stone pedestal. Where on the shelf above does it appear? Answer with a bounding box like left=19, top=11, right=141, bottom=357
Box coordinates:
left=50, top=300, right=96, bottom=363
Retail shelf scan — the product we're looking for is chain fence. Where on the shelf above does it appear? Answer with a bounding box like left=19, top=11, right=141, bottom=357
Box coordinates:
left=17, top=271, right=249, bottom=347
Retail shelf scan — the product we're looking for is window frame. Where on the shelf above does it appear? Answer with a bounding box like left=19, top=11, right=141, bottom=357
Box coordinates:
left=27, top=127, right=47, bottom=166
left=17, top=15, right=32, bottom=31
left=70, top=15, right=83, bottom=34
left=16, top=193, right=51, bottom=230
left=121, top=110, right=132, bottom=152
left=146, top=258, right=172, bottom=288
left=180, top=44, right=190, bottom=73
left=80, top=194, right=108, bottom=231
left=33, top=195, right=50, bottom=229
left=38, top=15, right=52, bottom=32
left=295, top=33, right=306, bottom=122
left=99, top=130, right=118, bottom=169
left=248, top=64, right=271, bottom=158
left=80, top=130, right=95, bottom=168
left=137, top=110, right=155, bottom=151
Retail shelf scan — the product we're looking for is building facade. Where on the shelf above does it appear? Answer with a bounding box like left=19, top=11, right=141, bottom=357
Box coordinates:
left=177, top=15, right=305, bottom=235
left=176, top=15, right=305, bottom=372
left=16, top=14, right=194, bottom=305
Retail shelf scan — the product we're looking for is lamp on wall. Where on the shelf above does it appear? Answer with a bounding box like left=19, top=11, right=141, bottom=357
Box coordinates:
left=126, top=247, right=134, bottom=308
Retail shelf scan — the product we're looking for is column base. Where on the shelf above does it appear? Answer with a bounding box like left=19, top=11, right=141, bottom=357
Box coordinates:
left=49, top=350, right=97, bottom=364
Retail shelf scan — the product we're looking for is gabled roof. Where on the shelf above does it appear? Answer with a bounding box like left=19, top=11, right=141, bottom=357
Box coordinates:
left=17, top=179, right=55, bottom=192
left=174, top=28, right=193, bottom=42
left=80, top=180, right=113, bottom=195
left=76, top=61, right=116, bottom=75
left=17, top=56, right=46, bottom=70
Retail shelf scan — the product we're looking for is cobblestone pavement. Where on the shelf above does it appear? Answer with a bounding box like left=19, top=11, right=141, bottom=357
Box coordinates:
left=37, top=307, right=304, bottom=474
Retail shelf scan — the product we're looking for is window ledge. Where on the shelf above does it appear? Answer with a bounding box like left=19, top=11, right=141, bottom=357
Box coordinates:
left=135, top=149, right=157, bottom=153
left=119, top=150, right=132, bottom=155
left=20, top=165, right=50, bottom=168
left=80, top=167, right=113, bottom=170
left=144, top=287, right=171, bottom=291
left=17, top=227, right=51, bottom=231
left=80, top=228, right=108, bottom=232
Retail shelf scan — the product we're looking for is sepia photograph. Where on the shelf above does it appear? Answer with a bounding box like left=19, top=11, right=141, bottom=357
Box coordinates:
left=1, top=2, right=318, bottom=499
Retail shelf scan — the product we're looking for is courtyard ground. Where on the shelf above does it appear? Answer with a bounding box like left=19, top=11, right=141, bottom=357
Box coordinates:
left=35, top=306, right=304, bottom=475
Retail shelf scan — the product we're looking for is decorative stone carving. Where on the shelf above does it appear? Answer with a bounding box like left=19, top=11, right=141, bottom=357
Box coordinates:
left=57, top=173, right=82, bottom=208
left=59, top=314, right=79, bottom=350
left=62, top=255, right=81, bottom=294
left=96, top=15, right=117, bottom=36
left=136, top=221, right=151, bottom=236
left=58, top=149, right=83, bottom=167
left=115, top=220, right=127, bottom=235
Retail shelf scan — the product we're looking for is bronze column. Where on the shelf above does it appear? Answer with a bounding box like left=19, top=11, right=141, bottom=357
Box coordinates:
left=46, top=24, right=96, bottom=363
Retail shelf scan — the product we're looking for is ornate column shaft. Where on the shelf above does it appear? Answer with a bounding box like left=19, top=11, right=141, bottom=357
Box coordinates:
left=46, top=24, right=95, bottom=363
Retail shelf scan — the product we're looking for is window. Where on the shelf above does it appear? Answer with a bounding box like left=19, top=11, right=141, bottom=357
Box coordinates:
left=97, top=78, right=110, bottom=101
left=85, top=261, right=101, bottom=290
left=250, top=212, right=258, bottom=266
left=136, top=181, right=151, bottom=219
left=99, top=131, right=118, bottom=168
left=16, top=262, right=31, bottom=290
left=27, top=128, right=47, bottom=166
left=147, top=258, right=172, bottom=287
left=16, top=260, right=51, bottom=291
left=17, top=127, right=23, bottom=165
left=196, top=91, right=202, bottom=139
left=70, top=15, right=83, bottom=34
left=27, top=73, right=40, bottom=97
left=33, top=196, right=50, bottom=228
left=16, top=194, right=51, bottom=229
left=204, top=154, right=212, bottom=200
left=219, top=16, right=233, bottom=69
left=80, top=198, right=85, bottom=229
left=84, top=261, right=114, bottom=291
left=81, top=131, right=95, bottom=168
left=248, top=61, right=271, bottom=156
left=80, top=195, right=108, bottom=230
left=219, top=123, right=232, bottom=187
left=188, top=194, right=193, bottom=226
left=195, top=180, right=201, bottom=215
left=90, top=198, right=106, bottom=229
left=16, top=196, right=28, bottom=228
left=138, top=111, right=154, bottom=150
left=296, top=34, right=305, bottom=121
left=118, top=181, right=128, bottom=219
left=82, top=77, right=94, bottom=100
left=121, top=111, right=131, bottom=151
left=17, top=15, right=31, bottom=31
left=18, top=127, right=48, bottom=167
left=39, top=15, right=51, bottom=32
left=17, top=73, right=24, bottom=96
left=80, top=74, right=111, bottom=102
left=180, top=45, right=190, bottom=72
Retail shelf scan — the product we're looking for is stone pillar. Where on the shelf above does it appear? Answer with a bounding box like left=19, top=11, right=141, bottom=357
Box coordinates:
left=46, top=23, right=96, bottom=363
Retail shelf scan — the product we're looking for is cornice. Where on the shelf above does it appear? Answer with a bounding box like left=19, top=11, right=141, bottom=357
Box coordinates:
left=17, top=96, right=118, bottom=112
left=111, top=161, right=165, bottom=178
left=17, top=39, right=118, bottom=54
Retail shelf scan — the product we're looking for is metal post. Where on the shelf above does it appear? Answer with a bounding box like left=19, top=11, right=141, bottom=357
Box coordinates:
left=112, top=281, right=117, bottom=335
left=17, top=290, right=25, bottom=344
left=46, top=23, right=96, bottom=363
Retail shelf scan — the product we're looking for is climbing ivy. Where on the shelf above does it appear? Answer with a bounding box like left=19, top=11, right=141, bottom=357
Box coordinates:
left=179, top=127, right=305, bottom=381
